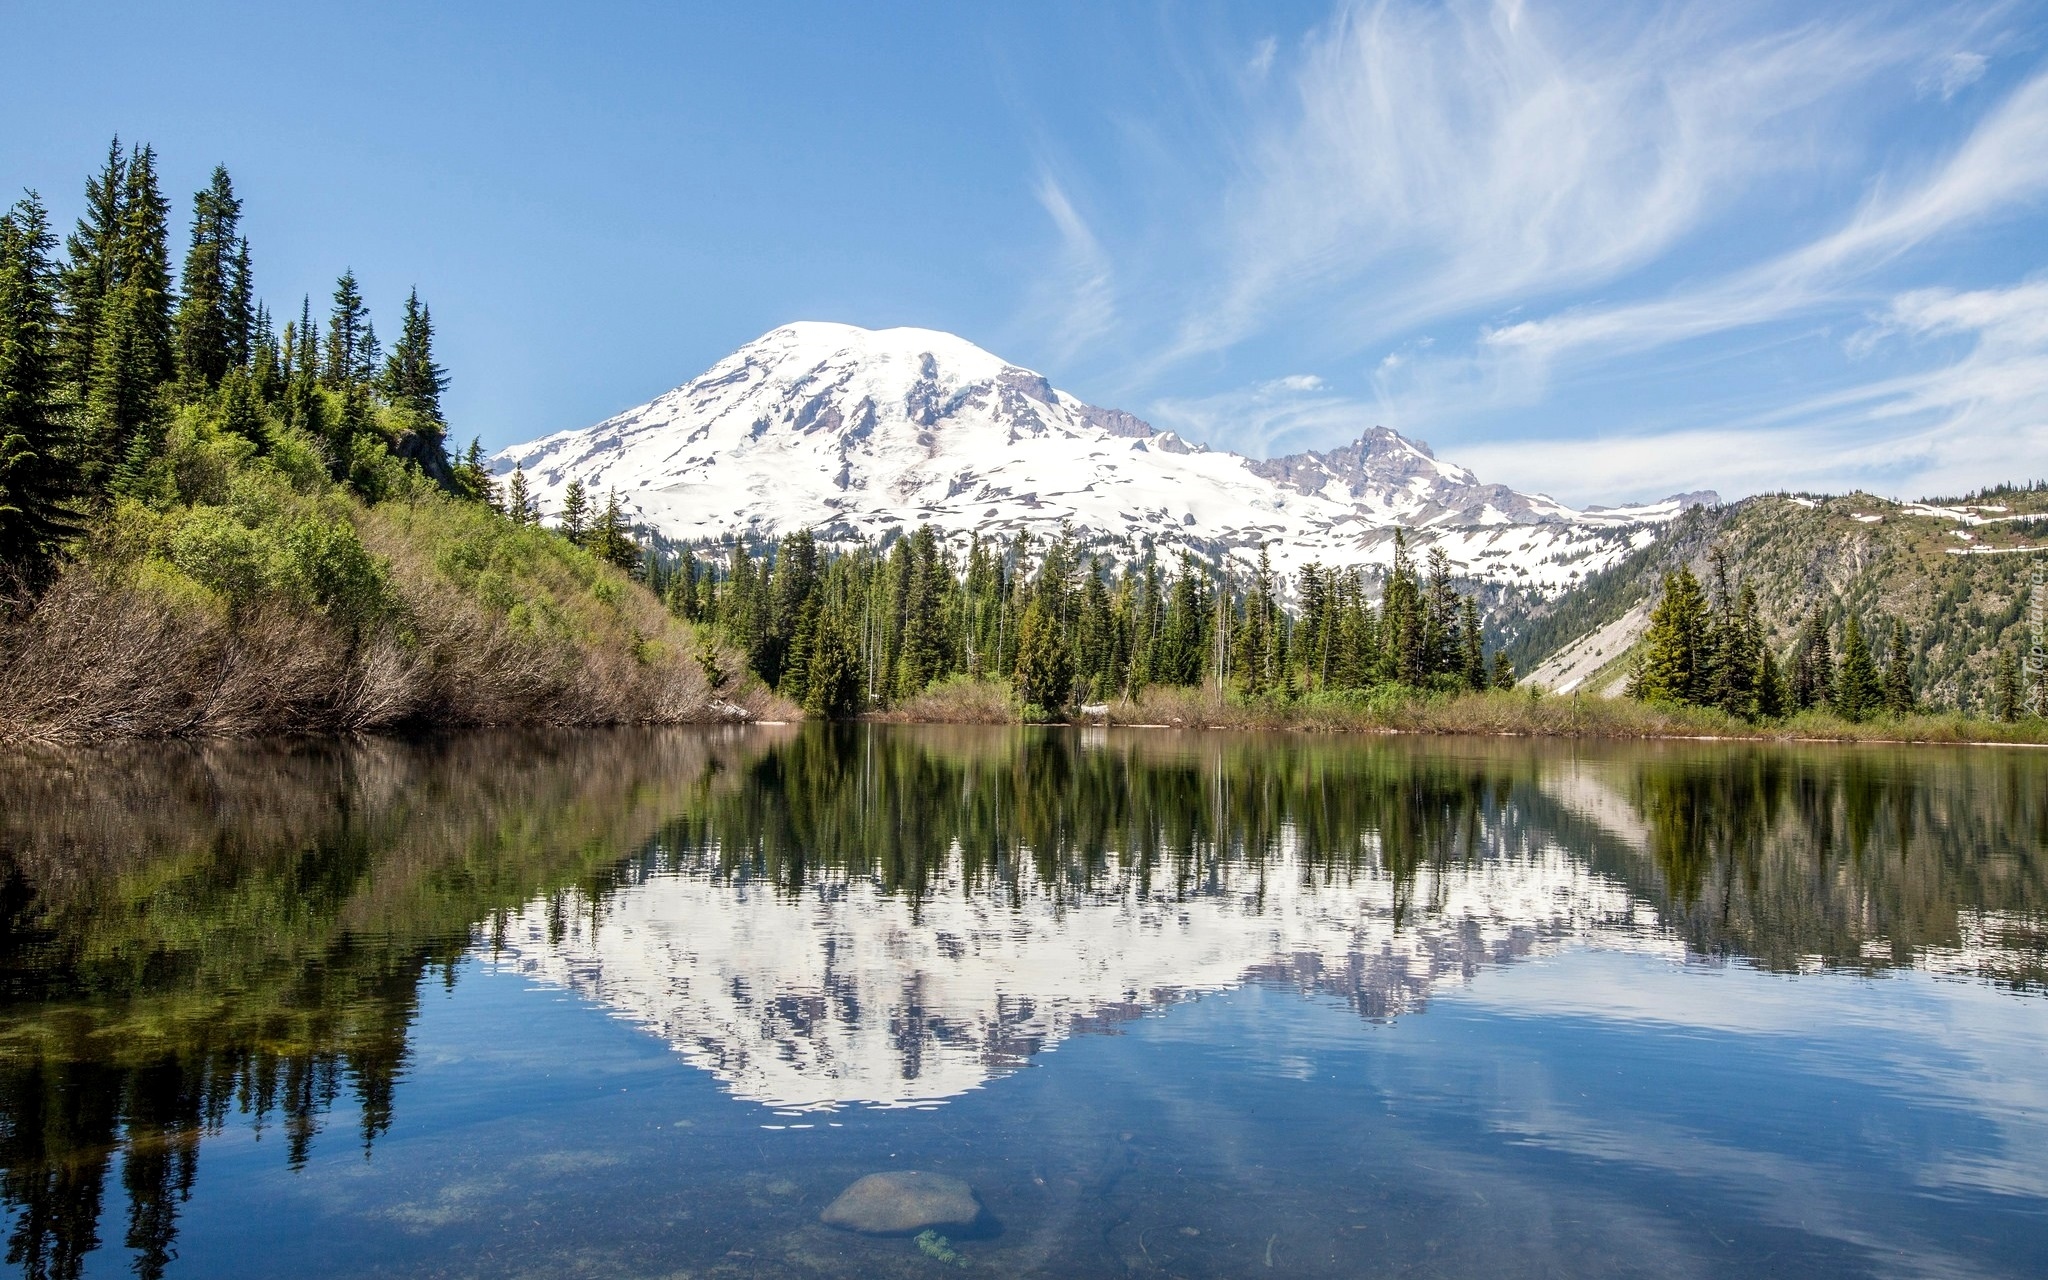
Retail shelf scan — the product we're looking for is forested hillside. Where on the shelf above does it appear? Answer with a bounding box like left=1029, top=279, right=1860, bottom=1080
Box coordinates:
left=648, top=525, right=1513, bottom=719
left=1507, top=488, right=2047, bottom=716
left=0, top=141, right=764, bottom=742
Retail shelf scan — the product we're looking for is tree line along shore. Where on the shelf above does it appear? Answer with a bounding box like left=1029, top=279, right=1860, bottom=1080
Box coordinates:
left=2, top=141, right=2041, bottom=746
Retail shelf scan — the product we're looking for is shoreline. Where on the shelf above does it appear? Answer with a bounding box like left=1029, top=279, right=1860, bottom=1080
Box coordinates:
left=6, top=684, right=2042, bottom=751
left=859, top=681, right=2048, bottom=749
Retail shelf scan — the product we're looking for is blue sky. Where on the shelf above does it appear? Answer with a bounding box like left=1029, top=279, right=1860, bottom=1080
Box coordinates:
left=3, top=1, right=2045, bottom=505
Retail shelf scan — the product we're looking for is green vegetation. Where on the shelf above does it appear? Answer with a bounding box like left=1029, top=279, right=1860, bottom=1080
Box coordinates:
left=0, top=141, right=762, bottom=741
left=0, top=728, right=774, bottom=1277
left=1507, top=489, right=2048, bottom=718
left=680, top=526, right=1513, bottom=721
left=0, top=725, right=2042, bottom=1269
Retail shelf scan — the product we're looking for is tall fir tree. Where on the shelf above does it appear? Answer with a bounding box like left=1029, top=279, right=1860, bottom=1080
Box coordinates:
left=1753, top=647, right=1788, bottom=721
left=558, top=478, right=589, bottom=543
left=590, top=489, right=639, bottom=572
left=215, top=365, right=265, bottom=451
left=1384, top=529, right=1425, bottom=686
left=1880, top=619, right=1915, bottom=718
left=1014, top=594, right=1071, bottom=712
left=323, top=270, right=369, bottom=390
left=382, top=288, right=447, bottom=424
left=1993, top=648, right=2021, bottom=722
left=1458, top=595, right=1485, bottom=691
left=1789, top=607, right=1834, bottom=711
left=86, top=144, right=175, bottom=487
left=506, top=465, right=534, bottom=525
left=173, top=166, right=241, bottom=391
left=0, top=194, right=77, bottom=585
left=226, top=236, right=254, bottom=368
left=56, top=138, right=125, bottom=408
left=1628, top=566, right=1710, bottom=705
left=804, top=611, right=862, bottom=719
left=1834, top=614, right=1878, bottom=722
left=248, top=302, right=280, bottom=402
left=281, top=297, right=326, bottom=444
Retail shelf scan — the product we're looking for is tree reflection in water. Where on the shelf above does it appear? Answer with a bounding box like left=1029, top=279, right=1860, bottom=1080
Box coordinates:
left=0, top=726, right=2039, bottom=1278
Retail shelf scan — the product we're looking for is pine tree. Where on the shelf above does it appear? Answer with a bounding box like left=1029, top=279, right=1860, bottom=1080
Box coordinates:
left=804, top=611, right=862, bottom=719
left=249, top=303, right=281, bottom=402
left=505, top=465, right=533, bottom=525
left=668, top=545, right=699, bottom=620
left=1711, top=576, right=1761, bottom=718
left=1458, top=595, right=1485, bottom=691
left=0, top=194, right=77, bottom=585
left=781, top=591, right=821, bottom=707
left=1489, top=649, right=1515, bottom=690
left=1789, top=607, right=1834, bottom=712
left=281, top=298, right=326, bottom=444
left=558, top=478, right=588, bottom=543
left=86, top=144, right=175, bottom=487
left=215, top=365, right=265, bottom=450
left=1384, top=529, right=1425, bottom=686
left=226, top=236, right=254, bottom=369
left=1014, top=595, right=1071, bottom=712
left=1994, top=648, right=2022, bottom=722
left=894, top=527, right=948, bottom=698
left=174, top=166, right=240, bottom=392
left=382, top=288, right=448, bottom=424
left=1753, top=648, right=1788, bottom=721
left=1834, top=615, right=1878, bottom=722
left=1422, top=546, right=1460, bottom=682
left=324, top=270, right=369, bottom=390
left=56, top=138, right=125, bottom=408
left=1629, top=567, right=1710, bottom=705
left=1234, top=546, right=1276, bottom=694
left=1880, top=619, right=1915, bottom=718
left=591, top=489, right=640, bottom=571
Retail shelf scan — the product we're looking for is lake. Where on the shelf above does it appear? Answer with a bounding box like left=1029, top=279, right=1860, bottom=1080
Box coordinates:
left=0, top=726, right=2043, bottom=1278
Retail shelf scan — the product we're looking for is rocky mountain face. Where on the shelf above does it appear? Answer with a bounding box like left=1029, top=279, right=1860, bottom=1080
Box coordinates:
left=495, top=322, right=1712, bottom=592
left=1507, top=487, right=2048, bottom=709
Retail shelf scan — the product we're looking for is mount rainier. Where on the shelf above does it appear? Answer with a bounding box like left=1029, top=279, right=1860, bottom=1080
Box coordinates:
left=494, top=322, right=1711, bottom=592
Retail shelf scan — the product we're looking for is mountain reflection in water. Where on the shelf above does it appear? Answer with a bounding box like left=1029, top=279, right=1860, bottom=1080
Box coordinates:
left=0, top=726, right=2041, bottom=1278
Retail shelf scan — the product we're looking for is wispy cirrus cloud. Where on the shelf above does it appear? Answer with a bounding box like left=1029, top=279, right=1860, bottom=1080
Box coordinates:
left=1481, top=66, right=2048, bottom=370
left=1453, top=276, right=2048, bottom=500
left=1022, top=173, right=1117, bottom=364
left=1164, top=0, right=1918, bottom=366
left=1017, top=0, right=2048, bottom=502
left=1148, top=374, right=1371, bottom=459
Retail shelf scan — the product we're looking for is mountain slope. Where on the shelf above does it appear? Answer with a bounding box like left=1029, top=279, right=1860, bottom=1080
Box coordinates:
left=1509, top=486, right=2048, bottom=711
left=496, top=323, right=1708, bottom=592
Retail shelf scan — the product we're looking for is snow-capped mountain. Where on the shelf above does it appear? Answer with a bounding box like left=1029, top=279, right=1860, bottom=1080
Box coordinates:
left=494, top=323, right=1712, bottom=591
left=488, top=810, right=1675, bottom=1112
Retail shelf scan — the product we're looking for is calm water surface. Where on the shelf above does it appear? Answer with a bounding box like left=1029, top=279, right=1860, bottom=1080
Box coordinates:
left=0, top=726, right=2043, bottom=1278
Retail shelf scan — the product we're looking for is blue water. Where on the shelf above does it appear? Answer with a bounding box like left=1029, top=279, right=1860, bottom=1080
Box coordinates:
left=0, top=727, right=2042, bottom=1277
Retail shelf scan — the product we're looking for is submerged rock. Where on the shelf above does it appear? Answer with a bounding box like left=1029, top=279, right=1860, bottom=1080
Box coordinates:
left=820, top=1171, right=980, bottom=1236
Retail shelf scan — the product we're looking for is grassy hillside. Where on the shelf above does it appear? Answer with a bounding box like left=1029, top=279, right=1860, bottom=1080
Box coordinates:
left=0, top=404, right=778, bottom=743
left=1505, top=485, right=2048, bottom=712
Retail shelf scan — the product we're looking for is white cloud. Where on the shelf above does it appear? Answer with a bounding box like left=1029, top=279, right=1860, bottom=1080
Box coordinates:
left=1162, top=0, right=1915, bottom=366
left=1247, top=35, right=1278, bottom=81
left=1025, top=173, right=1117, bottom=362
left=1149, top=375, right=1375, bottom=457
left=1929, top=49, right=1990, bottom=98
left=1454, top=277, right=2048, bottom=502
left=1480, top=67, right=2048, bottom=368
